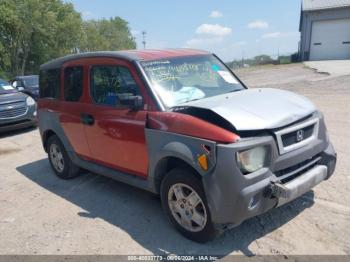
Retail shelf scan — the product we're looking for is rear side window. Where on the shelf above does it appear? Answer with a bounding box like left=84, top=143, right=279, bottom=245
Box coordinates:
left=90, top=65, right=141, bottom=107
left=64, top=66, right=83, bottom=102
left=39, top=69, right=61, bottom=99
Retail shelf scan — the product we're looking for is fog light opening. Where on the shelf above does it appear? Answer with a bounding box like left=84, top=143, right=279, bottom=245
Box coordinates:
left=248, top=194, right=260, bottom=210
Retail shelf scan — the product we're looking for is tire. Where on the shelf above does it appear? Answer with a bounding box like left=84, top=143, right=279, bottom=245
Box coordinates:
left=47, top=135, right=81, bottom=179
left=160, top=168, right=217, bottom=243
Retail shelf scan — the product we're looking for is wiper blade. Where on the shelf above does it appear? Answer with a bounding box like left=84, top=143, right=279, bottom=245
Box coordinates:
left=228, top=88, right=243, bottom=93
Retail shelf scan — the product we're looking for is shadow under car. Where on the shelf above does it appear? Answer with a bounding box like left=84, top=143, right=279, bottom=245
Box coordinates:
left=16, top=158, right=315, bottom=257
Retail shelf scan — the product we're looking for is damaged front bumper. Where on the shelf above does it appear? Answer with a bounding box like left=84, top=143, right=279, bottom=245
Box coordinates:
left=202, top=115, right=337, bottom=226
left=270, top=165, right=327, bottom=207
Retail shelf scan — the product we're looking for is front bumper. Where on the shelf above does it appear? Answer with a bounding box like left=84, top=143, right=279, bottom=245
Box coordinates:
left=202, top=115, right=336, bottom=226
left=0, top=105, right=37, bottom=133
left=272, top=165, right=327, bottom=207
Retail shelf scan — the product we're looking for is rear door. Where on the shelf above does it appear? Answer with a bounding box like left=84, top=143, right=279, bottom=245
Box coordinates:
left=82, top=58, right=150, bottom=178
left=59, top=65, right=90, bottom=159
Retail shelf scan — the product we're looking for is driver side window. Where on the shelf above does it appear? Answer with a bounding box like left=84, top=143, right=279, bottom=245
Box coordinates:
left=90, top=65, right=141, bottom=107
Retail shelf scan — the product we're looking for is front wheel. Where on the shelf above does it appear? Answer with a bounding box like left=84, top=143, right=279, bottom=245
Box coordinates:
left=160, top=168, right=217, bottom=242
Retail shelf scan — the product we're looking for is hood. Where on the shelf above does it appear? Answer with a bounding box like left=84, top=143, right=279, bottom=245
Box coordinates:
left=178, top=88, right=316, bottom=131
left=0, top=91, right=27, bottom=105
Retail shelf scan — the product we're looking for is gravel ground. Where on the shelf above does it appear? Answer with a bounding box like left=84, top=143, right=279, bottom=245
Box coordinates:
left=0, top=63, right=349, bottom=256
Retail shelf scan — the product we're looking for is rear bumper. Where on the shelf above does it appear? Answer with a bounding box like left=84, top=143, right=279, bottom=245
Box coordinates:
left=202, top=122, right=336, bottom=226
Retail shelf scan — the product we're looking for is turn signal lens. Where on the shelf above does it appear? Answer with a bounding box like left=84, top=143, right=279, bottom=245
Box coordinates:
left=198, top=154, right=208, bottom=171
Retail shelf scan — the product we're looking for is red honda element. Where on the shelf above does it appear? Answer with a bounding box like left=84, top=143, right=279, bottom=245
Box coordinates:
left=38, top=49, right=336, bottom=242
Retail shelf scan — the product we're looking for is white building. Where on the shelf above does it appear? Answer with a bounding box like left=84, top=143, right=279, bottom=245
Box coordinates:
left=299, top=0, right=350, bottom=61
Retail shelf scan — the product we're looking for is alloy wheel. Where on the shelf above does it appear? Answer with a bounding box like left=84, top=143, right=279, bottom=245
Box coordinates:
left=49, top=143, right=65, bottom=173
left=168, top=183, right=207, bottom=232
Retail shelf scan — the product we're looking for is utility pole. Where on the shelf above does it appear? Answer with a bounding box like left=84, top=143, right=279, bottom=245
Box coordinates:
left=241, top=49, right=245, bottom=68
left=142, top=31, right=147, bottom=49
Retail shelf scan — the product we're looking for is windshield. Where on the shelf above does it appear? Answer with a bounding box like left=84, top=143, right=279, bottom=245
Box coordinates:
left=0, top=80, right=15, bottom=93
left=140, top=55, right=244, bottom=108
left=22, top=75, right=39, bottom=87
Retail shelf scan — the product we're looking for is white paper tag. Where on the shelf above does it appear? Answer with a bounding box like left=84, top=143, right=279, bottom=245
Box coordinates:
left=2, top=85, right=14, bottom=90
left=217, top=71, right=239, bottom=84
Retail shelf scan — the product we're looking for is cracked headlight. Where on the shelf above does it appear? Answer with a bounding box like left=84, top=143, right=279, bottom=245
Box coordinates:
left=237, top=146, right=267, bottom=174
left=26, top=96, right=35, bottom=106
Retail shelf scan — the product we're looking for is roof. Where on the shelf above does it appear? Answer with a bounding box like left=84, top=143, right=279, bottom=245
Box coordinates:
left=40, top=49, right=210, bottom=70
left=15, top=75, right=38, bottom=79
left=302, top=0, right=350, bottom=11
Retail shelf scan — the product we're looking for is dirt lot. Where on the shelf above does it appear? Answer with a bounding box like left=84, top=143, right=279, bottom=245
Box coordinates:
left=0, top=63, right=349, bottom=256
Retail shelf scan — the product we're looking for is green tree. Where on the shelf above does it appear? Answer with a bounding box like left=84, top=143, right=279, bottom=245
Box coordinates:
left=80, top=17, right=136, bottom=52
left=0, top=0, right=84, bottom=76
left=0, top=1, right=136, bottom=77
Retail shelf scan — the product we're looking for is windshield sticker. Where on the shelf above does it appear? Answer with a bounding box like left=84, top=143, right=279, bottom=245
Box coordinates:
left=2, top=85, right=13, bottom=90
left=211, top=64, right=220, bottom=72
left=217, top=71, right=239, bottom=84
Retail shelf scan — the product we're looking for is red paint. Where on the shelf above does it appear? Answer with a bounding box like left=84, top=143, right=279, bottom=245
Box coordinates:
left=39, top=51, right=238, bottom=180
left=147, top=111, right=239, bottom=144
left=83, top=105, right=149, bottom=177
left=122, top=49, right=210, bottom=61
left=39, top=56, right=151, bottom=178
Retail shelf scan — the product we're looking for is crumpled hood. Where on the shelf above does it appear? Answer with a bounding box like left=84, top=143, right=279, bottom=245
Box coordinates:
left=181, top=88, right=316, bottom=131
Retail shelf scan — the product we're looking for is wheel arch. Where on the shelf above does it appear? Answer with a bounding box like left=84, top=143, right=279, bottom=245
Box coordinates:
left=153, top=156, right=202, bottom=194
left=42, top=129, right=58, bottom=152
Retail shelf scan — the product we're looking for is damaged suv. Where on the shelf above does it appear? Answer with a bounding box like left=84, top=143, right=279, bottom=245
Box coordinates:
left=38, top=49, right=336, bottom=242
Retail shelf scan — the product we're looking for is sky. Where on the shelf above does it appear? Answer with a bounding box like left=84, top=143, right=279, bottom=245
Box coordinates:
left=69, top=0, right=302, bottom=61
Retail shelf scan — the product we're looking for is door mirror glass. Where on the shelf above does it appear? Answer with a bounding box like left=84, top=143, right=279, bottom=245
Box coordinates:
left=119, top=94, right=143, bottom=110
left=12, top=81, right=24, bottom=90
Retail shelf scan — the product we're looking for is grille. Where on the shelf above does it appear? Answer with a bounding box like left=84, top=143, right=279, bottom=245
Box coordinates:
left=0, top=106, right=27, bottom=119
left=275, top=118, right=319, bottom=155
left=275, top=154, right=321, bottom=184
left=281, top=124, right=314, bottom=147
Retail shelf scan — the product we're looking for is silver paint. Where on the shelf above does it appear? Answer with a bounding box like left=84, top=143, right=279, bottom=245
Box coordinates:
left=275, top=118, right=319, bottom=154
left=182, top=88, right=316, bottom=131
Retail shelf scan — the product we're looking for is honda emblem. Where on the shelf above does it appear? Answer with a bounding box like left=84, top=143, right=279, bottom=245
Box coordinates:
left=296, top=130, right=304, bottom=142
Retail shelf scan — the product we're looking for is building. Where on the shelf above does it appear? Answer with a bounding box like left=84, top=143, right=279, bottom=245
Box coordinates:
left=299, top=0, right=350, bottom=61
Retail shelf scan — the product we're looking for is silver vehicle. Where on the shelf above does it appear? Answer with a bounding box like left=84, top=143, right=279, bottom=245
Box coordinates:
left=0, top=79, right=37, bottom=132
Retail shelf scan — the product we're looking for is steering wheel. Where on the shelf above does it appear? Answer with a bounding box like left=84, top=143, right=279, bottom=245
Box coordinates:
left=157, top=77, right=183, bottom=92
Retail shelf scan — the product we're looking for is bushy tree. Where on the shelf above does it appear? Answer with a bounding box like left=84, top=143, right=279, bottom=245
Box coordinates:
left=80, top=17, right=136, bottom=52
left=0, top=0, right=83, bottom=75
left=0, top=0, right=136, bottom=77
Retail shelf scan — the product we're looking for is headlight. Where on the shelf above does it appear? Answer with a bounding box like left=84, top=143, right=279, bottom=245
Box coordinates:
left=26, top=96, right=35, bottom=106
left=237, top=146, right=267, bottom=174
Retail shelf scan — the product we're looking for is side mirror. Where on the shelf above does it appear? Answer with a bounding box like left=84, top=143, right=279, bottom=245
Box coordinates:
left=119, top=94, right=143, bottom=110
left=12, top=81, right=24, bottom=90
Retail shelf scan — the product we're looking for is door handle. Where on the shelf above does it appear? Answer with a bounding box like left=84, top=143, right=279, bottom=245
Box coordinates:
left=81, top=113, right=95, bottom=126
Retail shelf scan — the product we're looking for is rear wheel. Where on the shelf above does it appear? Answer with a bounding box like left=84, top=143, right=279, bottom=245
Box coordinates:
left=47, top=135, right=81, bottom=179
left=160, top=168, right=217, bottom=242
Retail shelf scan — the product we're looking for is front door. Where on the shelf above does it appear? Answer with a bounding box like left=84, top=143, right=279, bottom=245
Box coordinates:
left=83, top=60, right=149, bottom=178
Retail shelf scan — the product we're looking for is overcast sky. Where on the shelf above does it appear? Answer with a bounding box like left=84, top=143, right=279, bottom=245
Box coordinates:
left=69, top=0, right=301, bottom=61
